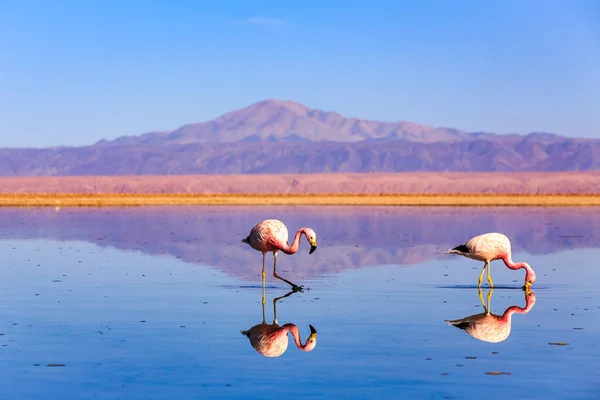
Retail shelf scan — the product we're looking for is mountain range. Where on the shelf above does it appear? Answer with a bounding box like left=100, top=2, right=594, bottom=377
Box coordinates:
left=1, top=99, right=598, bottom=175
left=0, top=206, right=596, bottom=279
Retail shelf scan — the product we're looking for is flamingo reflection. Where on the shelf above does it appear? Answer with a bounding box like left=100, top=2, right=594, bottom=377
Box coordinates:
left=444, top=288, right=536, bottom=343
left=241, top=286, right=317, bottom=357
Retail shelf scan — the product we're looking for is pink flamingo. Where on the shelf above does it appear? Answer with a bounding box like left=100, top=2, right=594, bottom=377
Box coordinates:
left=445, top=288, right=536, bottom=343
left=242, top=219, right=317, bottom=292
left=241, top=290, right=317, bottom=357
left=444, top=232, right=536, bottom=290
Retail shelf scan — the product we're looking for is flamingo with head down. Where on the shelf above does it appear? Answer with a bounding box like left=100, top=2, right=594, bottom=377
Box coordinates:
left=445, top=232, right=536, bottom=290
left=242, top=219, right=317, bottom=292
left=445, top=288, right=537, bottom=343
left=241, top=290, right=317, bottom=357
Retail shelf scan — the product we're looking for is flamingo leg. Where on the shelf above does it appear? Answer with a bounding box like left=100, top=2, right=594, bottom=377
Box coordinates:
left=478, top=288, right=486, bottom=312
left=477, top=261, right=488, bottom=288
left=486, top=287, right=494, bottom=314
left=261, top=253, right=266, bottom=280
left=272, top=252, right=304, bottom=292
left=486, top=262, right=494, bottom=288
left=261, top=284, right=266, bottom=324
left=272, top=290, right=296, bottom=325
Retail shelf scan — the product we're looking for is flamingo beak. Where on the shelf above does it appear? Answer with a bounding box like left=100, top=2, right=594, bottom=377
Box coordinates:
left=308, top=239, right=317, bottom=254
left=309, top=324, right=317, bottom=336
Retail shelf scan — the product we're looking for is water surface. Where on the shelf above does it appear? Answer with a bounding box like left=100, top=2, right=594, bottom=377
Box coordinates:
left=0, top=207, right=598, bottom=399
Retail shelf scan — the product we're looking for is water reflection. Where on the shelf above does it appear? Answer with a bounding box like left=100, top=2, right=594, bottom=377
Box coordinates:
left=0, top=206, right=598, bottom=279
left=1, top=210, right=599, bottom=399
left=444, top=288, right=537, bottom=343
left=241, top=287, right=317, bottom=357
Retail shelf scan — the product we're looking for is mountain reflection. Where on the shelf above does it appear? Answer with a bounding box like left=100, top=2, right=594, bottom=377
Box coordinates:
left=0, top=206, right=597, bottom=279
left=444, top=288, right=536, bottom=343
left=241, top=288, right=317, bottom=357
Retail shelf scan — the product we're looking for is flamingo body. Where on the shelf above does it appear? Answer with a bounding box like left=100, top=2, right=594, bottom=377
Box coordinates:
left=445, top=232, right=536, bottom=289
left=244, top=219, right=291, bottom=254
left=446, top=313, right=510, bottom=343
left=453, top=232, right=511, bottom=262
left=241, top=323, right=317, bottom=357
left=242, top=323, right=291, bottom=357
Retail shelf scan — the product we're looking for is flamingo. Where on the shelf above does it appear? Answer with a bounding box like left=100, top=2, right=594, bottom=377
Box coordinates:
left=445, top=288, right=536, bottom=343
left=444, top=232, right=536, bottom=290
left=242, top=219, right=317, bottom=292
left=241, top=289, right=317, bottom=357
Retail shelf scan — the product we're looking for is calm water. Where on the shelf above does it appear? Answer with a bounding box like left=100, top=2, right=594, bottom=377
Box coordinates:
left=0, top=206, right=599, bottom=399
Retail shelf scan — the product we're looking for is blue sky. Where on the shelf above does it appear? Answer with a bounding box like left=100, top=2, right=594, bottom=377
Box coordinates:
left=1, top=0, right=599, bottom=147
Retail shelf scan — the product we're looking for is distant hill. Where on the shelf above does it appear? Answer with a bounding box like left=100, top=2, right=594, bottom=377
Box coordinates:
left=0, top=99, right=598, bottom=175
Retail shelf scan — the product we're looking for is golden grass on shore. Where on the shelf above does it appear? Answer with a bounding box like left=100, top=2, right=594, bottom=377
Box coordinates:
left=1, top=193, right=600, bottom=207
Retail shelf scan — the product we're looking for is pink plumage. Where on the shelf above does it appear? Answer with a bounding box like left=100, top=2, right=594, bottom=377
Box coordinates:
left=242, top=219, right=317, bottom=291
left=445, top=232, right=537, bottom=289
left=241, top=289, right=318, bottom=357
left=445, top=291, right=536, bottom=343
left=242, top=323, right=318, bottom=357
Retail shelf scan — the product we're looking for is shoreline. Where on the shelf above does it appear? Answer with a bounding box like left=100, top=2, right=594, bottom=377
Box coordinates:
left=1, top=193, right=599, bottom=207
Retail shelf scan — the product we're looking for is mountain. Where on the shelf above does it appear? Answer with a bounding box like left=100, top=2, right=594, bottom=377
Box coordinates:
left=0, top=99, right=598, bottom=175
left=97, top=99, right=478, bottom=145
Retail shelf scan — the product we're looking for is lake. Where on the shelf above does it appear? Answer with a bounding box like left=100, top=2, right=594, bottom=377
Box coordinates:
left=0, top=206, right=599, bottom=399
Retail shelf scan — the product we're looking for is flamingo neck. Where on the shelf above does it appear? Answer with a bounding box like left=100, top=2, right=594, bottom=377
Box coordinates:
left=501, top=306, right=527, bottom=322
left=281, top=229, right=306, bottom=255
left=502, top=253, right=532, bottom=274
left=501, top=294, right=536, bottom=322
left=283, top=323, right=311, bottom=351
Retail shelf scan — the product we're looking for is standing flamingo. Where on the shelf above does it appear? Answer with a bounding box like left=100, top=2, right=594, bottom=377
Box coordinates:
left=242, top=219, right=317, bottom=292
left=444, top=232, right=536, bottom=290
left=445, top=288, right=536, bottom=343
left=241, top=289, right=317, bottom=357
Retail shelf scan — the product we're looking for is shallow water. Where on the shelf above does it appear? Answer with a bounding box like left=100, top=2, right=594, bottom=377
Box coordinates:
left=0, top=206, right=599, bottom=399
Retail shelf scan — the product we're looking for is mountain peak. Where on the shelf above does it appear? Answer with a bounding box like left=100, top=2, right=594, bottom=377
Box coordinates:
left=213, top=99, right=312, bottom=124
left=248, top=99, right=310, bottom=112
left=98, top=99, right=568, bottom=147
left=100, top=99, right=475, bottom=145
